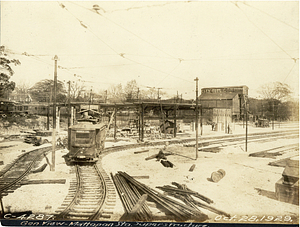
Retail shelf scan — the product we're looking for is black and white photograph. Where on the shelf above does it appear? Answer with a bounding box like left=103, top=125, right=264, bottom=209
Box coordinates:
left=0, top=1, right=299, bottom=226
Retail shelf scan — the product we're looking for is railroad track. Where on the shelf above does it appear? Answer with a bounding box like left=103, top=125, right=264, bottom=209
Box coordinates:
left=54, top=163, right=116, bottom=220
left=103, top=129, right=299, bottom=153
left=0, top=144, right=52, bottom=197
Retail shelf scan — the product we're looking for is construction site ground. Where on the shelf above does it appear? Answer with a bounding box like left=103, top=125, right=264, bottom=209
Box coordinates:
left=0, top=122, right=299, bottom=224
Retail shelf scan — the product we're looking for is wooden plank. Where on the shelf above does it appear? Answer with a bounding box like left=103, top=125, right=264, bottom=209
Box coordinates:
left=21, top=179, right=66, bottom=185
left=145, top=154, right=158, bottom=160
left=128, top=194, right=148, bottom=217
left=157, top=185, right=213, bottom=204
left=189, top=164, right=196, bottom=172
left=134, top=150, right=149, bottom=154
left=132, top=176, right=150, bottom=179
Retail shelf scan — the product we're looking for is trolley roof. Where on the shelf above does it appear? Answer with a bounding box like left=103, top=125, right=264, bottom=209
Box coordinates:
left=69, top=122, right=106, bottom=130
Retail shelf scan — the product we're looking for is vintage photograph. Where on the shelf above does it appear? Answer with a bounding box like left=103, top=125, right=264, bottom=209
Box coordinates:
left=0, top=1, right=299, bottom=226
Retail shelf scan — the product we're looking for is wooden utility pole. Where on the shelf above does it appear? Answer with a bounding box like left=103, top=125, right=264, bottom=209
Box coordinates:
left=200, top=105, right=203, bottom=135
left=114, top=105, right=117, bottom=140
left=51, top=55, right=58, bottom=172
left=244, top=96, right=248, bottom=152
left=68, top=81, right=71, bottom=128
left=194, top=77, right=199, bottom=160
left=104, top=90, right=107, bottom=103
left=157, top=88, right=162, bottom=100
left=246, top=104, right=248, bottom=152
left=141, top=103, right=144, bottom=141
left=89, top=87, right=92, bottom=110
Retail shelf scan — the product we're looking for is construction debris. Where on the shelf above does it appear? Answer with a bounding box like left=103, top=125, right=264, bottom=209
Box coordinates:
left=189, top=164, right=196, bottom=172
left=132, top=176, right=150, bottom=179
left=157, top=182, right=230, bottom=217
left=210, top=169, right=226, bottom=183
left=112, top=171, right=209, bottom=221
left=157, top=184, right=213, bottom=204
left=145, top=150, right=172, bottom=161
left=134, top=150, right=149, bottom=154
left=161, top=160, right=174, bottom=168
left=111, top=172, right=153, bottom=221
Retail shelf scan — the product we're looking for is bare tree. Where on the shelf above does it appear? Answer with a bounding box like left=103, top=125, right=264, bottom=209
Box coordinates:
left=12, top=80, right=32, bottom=102
left=124, top=80, right=139, bottom=101
left=70, top=80, right=85, bottom=101
left=257, top=81, right=292, bottom=102
left=257, top=81, right=295, bottom=121
left=108, top=83, right=125, bottom=103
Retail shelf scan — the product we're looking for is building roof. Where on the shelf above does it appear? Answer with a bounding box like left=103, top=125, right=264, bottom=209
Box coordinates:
left=199, top=92, right=238, bottom=100
left=201, top=85, right=248, bottom=90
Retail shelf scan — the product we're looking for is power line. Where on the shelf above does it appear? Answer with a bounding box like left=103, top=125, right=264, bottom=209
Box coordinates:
left=155, top=62, right=182, bottom=87
left=283, top=60, right=298, bottom=83
left=105, top=1, right=187, bottom=14
left=124, top=56, right=192, bottom=84
left=183, top=57, right=293, bottom=61
left=58, top=2, right=120, bottom=55
left=69, top=1, right=181, bottom=61
left=232, top=2, right=295, bottom=61
left=242, top=2, right=299, bottom=31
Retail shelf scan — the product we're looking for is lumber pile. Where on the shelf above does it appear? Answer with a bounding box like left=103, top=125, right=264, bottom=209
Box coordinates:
left=111, top=172, right=153, bottom=221
left=157, top=182, right=230, bottom=217
left=112, top=171, right=215, bottom=222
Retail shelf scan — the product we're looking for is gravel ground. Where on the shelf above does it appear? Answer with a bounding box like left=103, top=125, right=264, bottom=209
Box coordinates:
left=0, top=122, right=298, bottom=224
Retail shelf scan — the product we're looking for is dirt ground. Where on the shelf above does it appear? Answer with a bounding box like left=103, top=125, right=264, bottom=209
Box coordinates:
left=0, top=122, right=299, bottom=224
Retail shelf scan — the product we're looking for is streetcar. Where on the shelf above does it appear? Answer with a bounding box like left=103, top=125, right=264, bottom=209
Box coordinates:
left=67, top=122, right=107, bottom=163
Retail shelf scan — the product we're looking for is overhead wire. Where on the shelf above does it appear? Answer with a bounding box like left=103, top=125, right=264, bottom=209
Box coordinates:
left=104, top=1, right=187, bottom=14
left=58, top=2, right=120, bottom=55
left=231, top=2, right=295, bottom=60
left=242, top=2, right=299, bottom=31
left=68, top=1, right=181, bottom=61
left=57, top=2, right=193, bottom=84
left=155, top=62, right=182, bottom=87
left=282, top=60, right=298, bottom=83
left=124, top=56, right=191, bottom=83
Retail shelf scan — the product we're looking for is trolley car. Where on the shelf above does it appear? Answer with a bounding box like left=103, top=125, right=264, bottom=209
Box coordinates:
left=67, top=122, right=106, bottom=163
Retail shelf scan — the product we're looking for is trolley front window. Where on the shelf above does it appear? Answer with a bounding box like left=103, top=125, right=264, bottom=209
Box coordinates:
left=73, top=130, right=95, bottom=147
left=76, top=132, right=90, bottom=138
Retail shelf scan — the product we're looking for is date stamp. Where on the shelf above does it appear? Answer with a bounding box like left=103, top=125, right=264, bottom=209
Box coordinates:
left=4, top=213, right=54, bottom=220
left=214, top=215, right=293, bottom=223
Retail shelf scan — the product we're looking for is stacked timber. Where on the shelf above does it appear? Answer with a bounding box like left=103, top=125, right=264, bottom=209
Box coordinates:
left=112, top=172, right=209, bottom=222
left=111, top=173, right=152, bottom=221
left=157, top=182, right=230, bottom=218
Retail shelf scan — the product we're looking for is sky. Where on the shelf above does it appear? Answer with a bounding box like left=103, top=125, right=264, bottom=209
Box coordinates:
left=0, top=1, right=299, bottom=100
